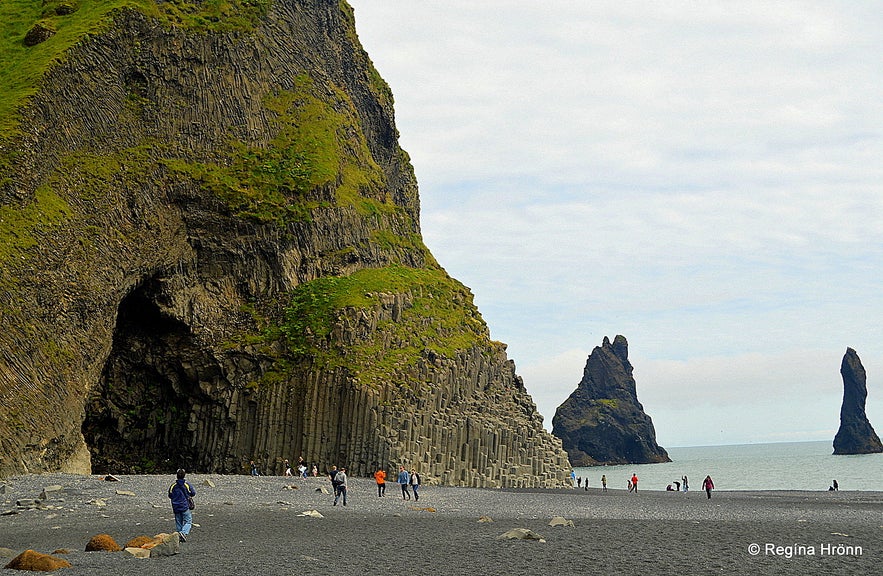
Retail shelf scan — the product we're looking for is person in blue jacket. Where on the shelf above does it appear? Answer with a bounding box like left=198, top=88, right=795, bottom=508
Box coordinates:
left=397, top=465, right=411, bottom=500
left=168, top=468, right=196, bottom=542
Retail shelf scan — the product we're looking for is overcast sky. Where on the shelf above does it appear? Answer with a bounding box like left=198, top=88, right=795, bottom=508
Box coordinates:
left=346, top=1, right=883, bottom=447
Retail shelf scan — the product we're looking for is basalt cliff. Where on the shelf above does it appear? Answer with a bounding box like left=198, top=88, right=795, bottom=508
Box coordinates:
left=552, top=335, right=670, bottom=466
left=0, top=0, right=570, bottom=487
left=833, top=348, right=883, bottom=455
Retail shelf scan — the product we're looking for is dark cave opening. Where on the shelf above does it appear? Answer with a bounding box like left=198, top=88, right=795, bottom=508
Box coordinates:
left=82, top=279, right=200, bottom=474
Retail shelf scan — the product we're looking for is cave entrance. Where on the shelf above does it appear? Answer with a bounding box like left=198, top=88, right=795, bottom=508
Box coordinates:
left=82, top=279, right=201, bottom=474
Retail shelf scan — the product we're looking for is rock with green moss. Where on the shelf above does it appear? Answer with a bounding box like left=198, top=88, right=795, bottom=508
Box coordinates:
left=0, top=0, right=569, bottom=487
left=552, top=335, right=670, bottom=466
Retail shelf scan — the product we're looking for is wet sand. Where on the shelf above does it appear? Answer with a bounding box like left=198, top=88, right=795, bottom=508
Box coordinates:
left=1, top=473, right=880, bottom=575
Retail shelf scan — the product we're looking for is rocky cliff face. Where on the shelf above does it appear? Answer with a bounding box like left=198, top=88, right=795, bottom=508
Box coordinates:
left=552, top=336, right=670, bottom=466
left=0, top=0, right=570, bottom=487
left=833, top=348, right=883, bottom=455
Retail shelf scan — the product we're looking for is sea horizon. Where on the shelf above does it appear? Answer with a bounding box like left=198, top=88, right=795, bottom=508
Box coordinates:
left=572, top=440, right=882, bottom=492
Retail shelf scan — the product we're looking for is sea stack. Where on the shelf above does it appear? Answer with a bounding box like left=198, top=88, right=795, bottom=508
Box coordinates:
left=833, top=348, right=883, bottom=455
left=552, top=335, right=670, bottom=466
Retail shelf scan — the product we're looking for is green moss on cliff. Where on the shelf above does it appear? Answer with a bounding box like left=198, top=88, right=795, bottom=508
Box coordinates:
left=266, top=265, right=488, bottom=387
left=0, top=186, right=70, bottom=263
left=165, top=74, right=391, bottom=225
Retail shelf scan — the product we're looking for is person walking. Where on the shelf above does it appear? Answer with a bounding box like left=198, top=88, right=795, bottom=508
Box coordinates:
left=167, top=468, right=196, bottom=542
left=283, top=459, right=292, bottom=477
left=329, top=465, right=340, bottom=498
left=397, top=465, right=411, bottom=500
left=682, top=475, right=689, bottom=492
left=631, top=473, right=639, bottom=493
left=702, top=475, right=715, bottom=499
left=832, top=479, right=839, bottom=491
left=374, top=468, right=387, bottom=497
left=333, top=467, right=348, bottom=506
left=250, top=460, right=260, bottom=476
left=410, top=468, right=421, bottom=501
left=601, top=474, right=607, bottom=492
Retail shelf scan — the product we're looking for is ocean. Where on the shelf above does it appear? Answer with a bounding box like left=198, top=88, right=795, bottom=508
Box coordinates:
left=571, top=440, right=882, bottom=492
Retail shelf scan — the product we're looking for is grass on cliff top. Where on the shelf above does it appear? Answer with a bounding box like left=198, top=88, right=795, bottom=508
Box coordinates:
left=0, top=0, right=270, bottom=136
left=263, top=265, right=490, bottom=387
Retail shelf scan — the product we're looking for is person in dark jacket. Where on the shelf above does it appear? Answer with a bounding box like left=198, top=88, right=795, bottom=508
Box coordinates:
left=168, top=468, right=196, bottom=541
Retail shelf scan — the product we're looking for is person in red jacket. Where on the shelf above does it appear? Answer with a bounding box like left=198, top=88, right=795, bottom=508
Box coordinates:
left=630, top=473, right=639, bottom=493
left=702, top=475, right=715, bottom=499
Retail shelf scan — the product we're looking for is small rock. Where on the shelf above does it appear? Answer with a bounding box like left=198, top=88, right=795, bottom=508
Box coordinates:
left=203, top=479, right=216, bottom=488
left=477, top=515, right=494, bottom=523
left=0, top=548, right=17, bottom=558
left=40, top=485, right=64, bottom=500
left=497, top=528, right=546, bottom=542
left=124, top=547, right=151, bottom=559
left=283, top=484, right=299, bottom=490
left=548, top=516, right=574, bottom=527
left=0, top=484, right=6, bottom=495
left=316, top=487, right=330, bottom=494
left=16, top=499, right=39, bottom=508
left=103, top=475, right=120, bottom=482
left=88, top=498, right=107, bottom=507
left=1, top=510, right=18, bottom=516
left=23, top=23, right=55, bottom=47
left=297, top=510, right=324, bottom=518
left=115, top=490, right=136, bottom=496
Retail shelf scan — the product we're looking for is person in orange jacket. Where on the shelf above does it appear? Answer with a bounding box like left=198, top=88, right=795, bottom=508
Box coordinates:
left=374, top=468, right=387, bottom=497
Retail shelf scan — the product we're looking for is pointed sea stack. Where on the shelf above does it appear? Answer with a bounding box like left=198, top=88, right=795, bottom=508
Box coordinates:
left=552, top=335, right=670, bottom=466
left=833, top=348, right=883, bottom=455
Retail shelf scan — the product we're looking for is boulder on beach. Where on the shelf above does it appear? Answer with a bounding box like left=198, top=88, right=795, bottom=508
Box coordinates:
left=548, top=516, right=574, bottom=527
left=497, top=528, right=546, bottom=542
left=125, top=536, right=154, bottom=548
left=148, top=533, right=180, bottom=557
left=124, top=547, right=151, bottom=559
left=85, top=534, right=121, bottom=552
left=4, top=549, right=72, bottom=571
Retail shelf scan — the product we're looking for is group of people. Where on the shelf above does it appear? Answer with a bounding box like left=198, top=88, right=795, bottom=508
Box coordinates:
left=248, top=457, right=321, bottom=478
left=282, top=457, right=317, bottom=478
left=328, top=464, right=423, bottom=505
left=572, top=471, right=716, bottom=498
left=372, top=465, right=422, bottom=500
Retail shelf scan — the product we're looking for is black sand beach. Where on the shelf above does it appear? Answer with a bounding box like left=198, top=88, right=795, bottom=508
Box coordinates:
left=2, top=474, right=879, bottom=575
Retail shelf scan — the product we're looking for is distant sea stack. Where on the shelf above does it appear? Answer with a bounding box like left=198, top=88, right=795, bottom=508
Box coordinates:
left=833, top=348, right=883, bottom=455
left=552, top=335, right=670, bottom=466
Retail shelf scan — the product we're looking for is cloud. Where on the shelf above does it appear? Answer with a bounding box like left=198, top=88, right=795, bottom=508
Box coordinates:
left=349, top=1, right=883, bottom=446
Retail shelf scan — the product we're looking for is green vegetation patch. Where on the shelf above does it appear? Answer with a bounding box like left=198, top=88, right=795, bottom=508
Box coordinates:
left=166, top=74, right=390, bottom=225
left=272, top=265, right=487, bottom=387
left=0, top=185, right=71, bottom=262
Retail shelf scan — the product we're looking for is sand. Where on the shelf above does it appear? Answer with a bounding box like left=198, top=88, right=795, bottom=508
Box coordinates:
left=1, top=473, right=880, bottom=575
